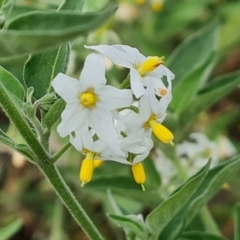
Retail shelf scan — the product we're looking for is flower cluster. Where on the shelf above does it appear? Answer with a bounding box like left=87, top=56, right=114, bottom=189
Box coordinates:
left=52, top=45, right=174, bottom=190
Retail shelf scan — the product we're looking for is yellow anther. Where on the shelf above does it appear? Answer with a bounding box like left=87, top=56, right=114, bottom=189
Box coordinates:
left=137, top=56, right=164, bottom=76
left=78, top=88, right=99, bottom=108
left=131, top=163, right=146, bottom=191
left=79, top=152, right=95, bottom=187
left=94, top=159, right=103, bottom=168
left=158, top=88, right=167, bottom=96
left=148, top=119, right=174, bottom=145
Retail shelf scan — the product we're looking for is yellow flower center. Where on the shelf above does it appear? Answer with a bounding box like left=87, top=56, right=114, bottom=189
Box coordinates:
left=79, top=152, right=95, bottom=187
left=137, top=56, right=164, bottom=76
left=78, top=88, right=99, bottom=108
left=145, top=117, right=174, bottom=145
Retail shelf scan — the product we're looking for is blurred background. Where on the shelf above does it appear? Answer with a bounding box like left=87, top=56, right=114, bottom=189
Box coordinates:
left=1, top=0, right=240, bottom=239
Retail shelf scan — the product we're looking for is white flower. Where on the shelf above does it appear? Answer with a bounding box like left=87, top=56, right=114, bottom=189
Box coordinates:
left=85, top=44, right=175, bottom=98
left=123, top=83, right=173, bottom=144
left=52, top=53, right=133, bottom=155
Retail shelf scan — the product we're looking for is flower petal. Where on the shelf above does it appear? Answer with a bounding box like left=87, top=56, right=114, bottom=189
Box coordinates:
left=79, top=53, right=106, bottom=88
left=88, top=107, right=124, bottom=156
left=98, top=86, right=132, bottom=110
left=85, top=45, right=133, bottom=68
left=57, top=104, right=87, bottom=137
left=130, top=69, right=145, bottom=98
left=52, top=73, right=79, bottom=102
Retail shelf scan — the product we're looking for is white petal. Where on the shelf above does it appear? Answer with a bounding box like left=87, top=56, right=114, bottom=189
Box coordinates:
left=139, top=94, right=151, bottom=122
left=130, top=69, right=145, bottom=98
left=52, top=73, right=79, bottom=102
left=88, top=107, right=124, bottom=156
left=79, top=53, right=106, bottom=88
left=57, top=104, right=87, bottom=137
left=98, top=86, right=132, bottom=110
left=70, top=124, right=92, bottom=151
left=115, top=45, right=146, bottom=64
left=85, top=45, right=133, bottom=68
left=133, top=138, right=153, bottom=164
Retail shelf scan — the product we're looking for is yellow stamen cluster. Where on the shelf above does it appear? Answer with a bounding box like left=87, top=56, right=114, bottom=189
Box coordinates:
left=132, top=162, right=146, bottom=191
left=78, top=88, right=99, bottom=108
left=137, top=56, right=164, bottom=76
left=146, top=118, right=174, bottom=145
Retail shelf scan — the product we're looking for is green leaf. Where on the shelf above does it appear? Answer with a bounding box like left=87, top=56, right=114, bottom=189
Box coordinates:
left=0, top=3, right=117, bottom=59
left=0, top=219, right=22, bottom=240
left=234, top=203, right=240, bottom=240
left=166, top=21, right=219, bottom=89
left=86, top=176, right=142, bottom=191
left=23, top=0, right=85, bottom=99
left=186, top=155, right=240, bottom=225
left=0, top=66, right=24, bottom=101
left=60, top=0, right=86, bottom=11
left=42, top=98, right=65, bottom=130
left=181, top=231, right=227, bottom=240
left=107, top=213, right=147, bottom=239
left=24, top=44, right=70, bottom=99
left=206, top=108, right=240, bottom=140
left=143, top=156, right=161, bottom=189
left=145, top=161, right=210, bottom=237
left=170, top=52, right=216, bottom=113
left=0, top=128, right=15, bottom=147
left=177, top=70, right=240, bottom=140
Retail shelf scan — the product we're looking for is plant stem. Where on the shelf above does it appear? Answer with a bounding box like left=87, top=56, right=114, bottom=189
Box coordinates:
left=120, top=74, right=130, bottom=89
left=172, top=156, right=221, bottom=235
left=52, top=141, right=72, bottom=163
left=40, top=163, right=105, bottom=240
left=199, top=206, right=221, bottom=234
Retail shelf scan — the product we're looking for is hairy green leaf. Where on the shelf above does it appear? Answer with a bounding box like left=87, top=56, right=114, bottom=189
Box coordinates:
left=24, top=44, right=70, bottom=99
left=0, top=3, right=117, bottom=59
left=145, top=161, right=210, bottom=237
left=186, top=155, right=240, bottom=225
left=108, top=213, right=147, bottom=239
left=181, top=231, right=227, bottom=240
left=166, top=21, right=219, bottom=89
left=0, top=66, right=24, bottom=101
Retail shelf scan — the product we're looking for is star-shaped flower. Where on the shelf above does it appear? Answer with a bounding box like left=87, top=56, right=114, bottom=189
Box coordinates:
left=85, top=44, right=175, bottom=98
left=52, top=53, right=133, bottom=155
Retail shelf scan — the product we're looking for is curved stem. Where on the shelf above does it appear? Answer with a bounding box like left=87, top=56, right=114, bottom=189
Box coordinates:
left=40, top=162, right=105, bottom=240
left=52, top=141, right=72, bottom=163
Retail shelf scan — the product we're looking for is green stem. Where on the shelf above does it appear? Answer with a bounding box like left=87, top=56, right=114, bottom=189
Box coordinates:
left=120, top=74, right=130, bottom=89
left=171, top=156, right=221, bottom=235
left=52, top=141, right=72, bottom=163
left=40, top=163, right=105, bottom=240
left=0, top=82, right=49, bottom=163
left=199, top=206, right=221, bottom=234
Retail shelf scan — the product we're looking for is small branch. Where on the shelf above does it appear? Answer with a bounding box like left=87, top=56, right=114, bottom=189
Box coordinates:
left=120, top=74, right=130, bottom=89
left=52, top=142, right=72, bottom=163
left=0, top=82, right=49, bottom=163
